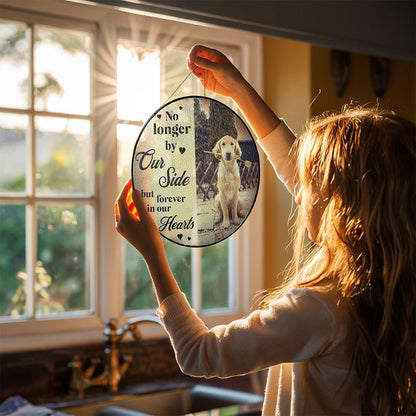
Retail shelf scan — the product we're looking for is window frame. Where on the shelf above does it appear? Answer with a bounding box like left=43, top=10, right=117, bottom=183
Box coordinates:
left=0, top=1, right=264, bottom=352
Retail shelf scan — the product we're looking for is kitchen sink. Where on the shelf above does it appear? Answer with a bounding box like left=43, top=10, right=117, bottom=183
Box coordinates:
left=53, top=384, right=263, bottom=416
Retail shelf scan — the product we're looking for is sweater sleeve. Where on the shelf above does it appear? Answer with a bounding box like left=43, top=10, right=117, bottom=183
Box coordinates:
left=257, top=120, right=297, bottom=195
left=156, top=288, right=336, bottom=379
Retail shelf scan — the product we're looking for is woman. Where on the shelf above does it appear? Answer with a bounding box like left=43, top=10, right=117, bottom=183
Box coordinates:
left=115, top=45, right=416, bottom=415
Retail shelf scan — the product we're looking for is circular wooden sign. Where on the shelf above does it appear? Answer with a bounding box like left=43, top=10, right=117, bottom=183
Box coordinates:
left=132, top=96, right=260, bottom=247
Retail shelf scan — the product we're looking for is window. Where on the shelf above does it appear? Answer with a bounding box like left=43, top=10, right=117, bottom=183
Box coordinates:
left=0, top=2, right=264, bottom=351
left=0, top=19, right=94, bottom=318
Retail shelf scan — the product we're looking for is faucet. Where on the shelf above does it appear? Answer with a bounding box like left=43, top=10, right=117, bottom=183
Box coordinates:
left=69, top=315, right=163, bottom=398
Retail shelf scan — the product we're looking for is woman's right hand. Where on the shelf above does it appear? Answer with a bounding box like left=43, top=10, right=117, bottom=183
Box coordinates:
left=187, top=45, right=249, bottom=99
left=188, top=45, right=280, bottom=139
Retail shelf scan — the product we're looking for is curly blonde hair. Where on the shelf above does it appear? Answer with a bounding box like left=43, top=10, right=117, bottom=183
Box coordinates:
left=263, top=106, right=416, bottom=414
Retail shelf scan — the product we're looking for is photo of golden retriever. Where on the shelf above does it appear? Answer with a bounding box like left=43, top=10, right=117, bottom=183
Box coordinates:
left=212, top=135, right=245, bottom=228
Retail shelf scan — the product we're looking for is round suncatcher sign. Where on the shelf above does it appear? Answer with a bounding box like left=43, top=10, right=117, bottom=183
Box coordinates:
left=132, top=96, right=260, bottom=247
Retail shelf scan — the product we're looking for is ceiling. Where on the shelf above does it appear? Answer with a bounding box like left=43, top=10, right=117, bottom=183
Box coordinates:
left=73, top=0, right=415, bottom=61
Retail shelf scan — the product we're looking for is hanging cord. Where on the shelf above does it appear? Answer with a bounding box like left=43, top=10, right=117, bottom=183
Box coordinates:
left=164, top=67, right=206, bottom=104
left=164, top=69, right=195, bottom=104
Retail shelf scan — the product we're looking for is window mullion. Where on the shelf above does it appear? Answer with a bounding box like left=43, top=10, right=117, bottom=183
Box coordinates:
left=160, top=47, right=166, bottom=103
left=26, top=23, right=36, bottom=319
left=191, top=248, right=202, bottom=313
left=96, top=23, right=122, bottom=323
left=25, top=202, right=35, bottom=319
left=89, top=30, right=96, bottom=317
left=28, top=22, right=35, bottom=197
left=228, top=237, right=236, bottom=311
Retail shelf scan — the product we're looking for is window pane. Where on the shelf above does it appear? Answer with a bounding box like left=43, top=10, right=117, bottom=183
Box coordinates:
left=0, top=113, right=28, bottom=193
left=34, top=25, right=91, bottom=115
left=0, top=204, right=26, bottom=318
left=117, top=41, right=160, bottom=122
left=117, top=123, right=140, bottom=189
left=35, top=116, right=90, bottom=195
left=165, top=241, right=192, bottom=300
left=164, top=47, right=192, bottom=98
left=0, top=20, right=29, bottom=109
left=124, top=242, right=156, bottom=311
left=201, top=240, right=229, bottom=310
left=36, top=203, right=91, bottom=316
left=124, top=238, right=191, bottom=311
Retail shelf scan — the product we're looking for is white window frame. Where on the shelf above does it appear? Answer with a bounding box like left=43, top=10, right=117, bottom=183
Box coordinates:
left=0, top=0, right=264, bottom=352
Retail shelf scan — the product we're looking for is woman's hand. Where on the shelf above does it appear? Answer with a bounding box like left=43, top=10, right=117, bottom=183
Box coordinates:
left=188, top=44, right=280, bottom=139
left=115, top=179, right=164, bottom=263
left=187, top=45, right=249, bottom=99
left=115, top=180, right=181, bottom=303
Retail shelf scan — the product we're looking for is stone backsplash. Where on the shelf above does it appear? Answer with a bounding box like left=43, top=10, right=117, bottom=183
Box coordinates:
left=0, top=337, right=182, bottom=404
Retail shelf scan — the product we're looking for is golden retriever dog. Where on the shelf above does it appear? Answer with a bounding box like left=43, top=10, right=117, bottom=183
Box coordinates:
left=212, top=135, right=244, bottom=228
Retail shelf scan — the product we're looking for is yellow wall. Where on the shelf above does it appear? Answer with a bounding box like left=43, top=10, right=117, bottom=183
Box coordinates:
left=262, top=37, right=311, bottom=290
left=310, top=46, right=416, bottom=121
left=262, top=37, right=416, bottom=289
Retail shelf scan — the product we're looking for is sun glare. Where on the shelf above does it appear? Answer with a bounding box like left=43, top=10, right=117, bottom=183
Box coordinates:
left=117, top=42, right=161, bottom=123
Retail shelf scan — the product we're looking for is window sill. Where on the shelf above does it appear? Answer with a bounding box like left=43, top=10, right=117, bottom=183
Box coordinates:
left=0, top=319, right=169, bottom=353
